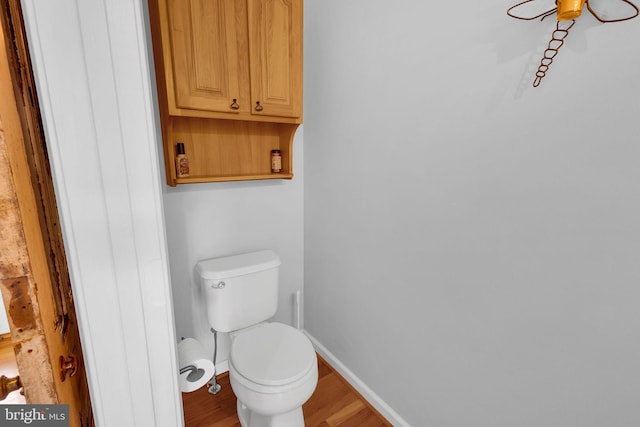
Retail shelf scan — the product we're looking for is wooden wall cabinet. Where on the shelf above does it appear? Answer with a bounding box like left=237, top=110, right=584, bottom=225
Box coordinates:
left=149, top=0, right=302, bottom=185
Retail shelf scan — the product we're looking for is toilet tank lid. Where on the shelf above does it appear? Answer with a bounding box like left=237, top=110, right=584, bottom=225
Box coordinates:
left=196, top=250, right=281, bottom=280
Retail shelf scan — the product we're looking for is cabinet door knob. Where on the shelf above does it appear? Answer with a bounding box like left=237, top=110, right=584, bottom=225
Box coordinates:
left=230, top=99, right=240, bottom=110
left=59, top=354, right=78, bottom=382
left=0, top=375, right=22, bottom=400
left=254, top=101, right=264, bottom=112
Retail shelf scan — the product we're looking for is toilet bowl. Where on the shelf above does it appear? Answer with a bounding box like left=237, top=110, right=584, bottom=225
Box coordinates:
left=229, top=322, right=318, bottom=427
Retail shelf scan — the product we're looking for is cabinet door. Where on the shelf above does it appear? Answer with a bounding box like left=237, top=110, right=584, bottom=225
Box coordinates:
left=247, top=0, right=302, bottom=118
left=169, top=0, right=244, bottom=114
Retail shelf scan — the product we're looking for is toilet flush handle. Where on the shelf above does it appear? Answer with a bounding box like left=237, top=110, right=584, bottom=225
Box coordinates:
left=211, top=281, right=225, bottom=289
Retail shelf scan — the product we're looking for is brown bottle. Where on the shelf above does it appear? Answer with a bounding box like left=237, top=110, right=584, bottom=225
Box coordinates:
left=271, top=149, right=282, bottom=173
left=176, top=142, right=190, bottom=178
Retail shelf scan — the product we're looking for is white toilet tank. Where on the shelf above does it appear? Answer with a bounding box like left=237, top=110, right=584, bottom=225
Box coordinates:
left=196, top=250, right=281, bottom=333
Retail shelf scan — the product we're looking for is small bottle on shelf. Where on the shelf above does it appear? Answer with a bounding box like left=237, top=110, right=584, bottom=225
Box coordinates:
left=176, top=142, right=190, bottom=178
left=271, top=149, right=282, bottom=173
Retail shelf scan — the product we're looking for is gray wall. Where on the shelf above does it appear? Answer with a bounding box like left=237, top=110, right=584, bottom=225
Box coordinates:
left=304, top=1, right=640, bottom=426
left=162, top=133, right=304, bottom=360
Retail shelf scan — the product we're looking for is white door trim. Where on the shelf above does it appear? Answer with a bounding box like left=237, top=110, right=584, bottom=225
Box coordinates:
left=21, top=0, right=182, bottom=425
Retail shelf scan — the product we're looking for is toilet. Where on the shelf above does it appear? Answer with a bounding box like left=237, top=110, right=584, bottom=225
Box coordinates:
left=196, top=250, right=318, bottom=427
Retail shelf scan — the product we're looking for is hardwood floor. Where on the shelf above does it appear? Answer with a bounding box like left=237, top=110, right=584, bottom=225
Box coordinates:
left=4, top=336, right=390, bottom=425
left=0, top=333, right=26, bottom=404
left=183, top=355, right=391, bottom=427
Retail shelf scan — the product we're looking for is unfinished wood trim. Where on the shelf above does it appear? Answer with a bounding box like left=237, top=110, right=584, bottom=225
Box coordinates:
left=1, top=2, right=93, bottom=424
left=2, top=0, right=72, bottom=338
left=0, top=55, right=58, bottom=404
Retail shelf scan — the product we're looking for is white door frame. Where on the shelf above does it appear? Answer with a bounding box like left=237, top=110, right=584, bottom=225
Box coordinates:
left=21, top=0, right=182, bottom=425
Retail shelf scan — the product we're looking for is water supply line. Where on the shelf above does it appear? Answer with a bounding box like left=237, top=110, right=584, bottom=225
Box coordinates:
left=207, top=328, right=222, bottom=394
left=295, top=290, right=302, bottom=330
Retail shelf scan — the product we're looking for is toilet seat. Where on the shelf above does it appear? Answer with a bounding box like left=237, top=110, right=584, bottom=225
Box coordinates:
left=230, top=323, right=316, bottom=390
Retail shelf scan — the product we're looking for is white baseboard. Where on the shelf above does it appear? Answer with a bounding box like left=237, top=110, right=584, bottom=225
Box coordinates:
left=304, top=331, right=410, bottom=427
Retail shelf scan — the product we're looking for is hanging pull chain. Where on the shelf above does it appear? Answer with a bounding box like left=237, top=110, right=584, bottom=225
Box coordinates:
left=533, top=19, right=575, bottom=87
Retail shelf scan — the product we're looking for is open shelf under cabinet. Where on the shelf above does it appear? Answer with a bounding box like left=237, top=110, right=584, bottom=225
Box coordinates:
left=164, top=117, right=298, bottom=186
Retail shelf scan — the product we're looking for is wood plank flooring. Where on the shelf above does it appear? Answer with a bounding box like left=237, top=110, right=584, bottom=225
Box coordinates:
left=4, top=336, right=389, bottom=426
left=183, top=355, right=392, bottom=427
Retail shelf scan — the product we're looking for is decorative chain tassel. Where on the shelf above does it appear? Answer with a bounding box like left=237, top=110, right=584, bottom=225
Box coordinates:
left=533, top=20, right=575, bottom=87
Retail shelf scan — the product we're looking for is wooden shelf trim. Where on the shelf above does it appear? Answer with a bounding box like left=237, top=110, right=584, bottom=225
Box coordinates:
left=176, top=173, right=293, bottom=184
